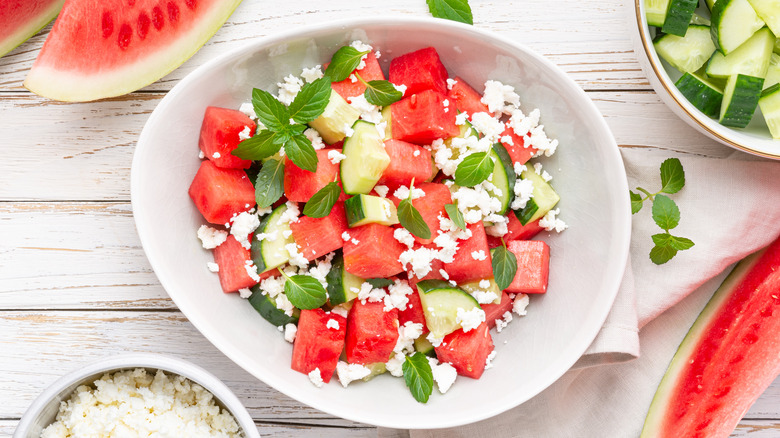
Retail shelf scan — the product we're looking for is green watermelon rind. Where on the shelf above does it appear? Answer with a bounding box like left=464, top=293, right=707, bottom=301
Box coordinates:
left=0, top=0, right=65, bottom=58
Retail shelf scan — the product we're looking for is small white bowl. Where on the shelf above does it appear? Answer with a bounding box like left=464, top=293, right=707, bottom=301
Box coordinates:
left=14, top=353, right=259, bottom=438
left=629, top=0, right=780, bottom=159
left=131, top=17, right=631, bottom=429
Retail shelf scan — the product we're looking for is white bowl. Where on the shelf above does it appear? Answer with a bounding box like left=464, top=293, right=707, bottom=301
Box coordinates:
left=131, top=17, right=631, bottom=429
left=630, top=0, right=780, bottom=159
left=13, top=353, right=259, bottom=438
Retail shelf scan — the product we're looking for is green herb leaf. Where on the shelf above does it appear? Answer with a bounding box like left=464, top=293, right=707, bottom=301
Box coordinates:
left=254, top=158, right=285, bottom=208
left=651, top=233, right=672, bottom=247
left=649, top=244, right=678, bottom=265
left=367, top=278, right=394, bottom=288
left=630, top=190, right=643, bottom=214
left=252, top=88, right=290, bottom=131
left=288, top=78, right=332, bottom=124
left=651, top=194, right=680, bottom=231
left=285, top=132, right=318, bottom=172
left=283, top=275, right=328, bottom=309
left=659, top=158, right=685, bottom=194
left=398, top=198, right=432, bottom=239
left=302, top=182, right=341, bottom=218
left=402, top=352, right=434, bottom=403
left=444, top=204, right=467, bottom=231
left=668, top=235, right=695, bottom=251
left=232, top=130, right=283, bottom=160
left=491, top=245, right=517, bottom=290
left=426, top=0, right=473, bottom=24
left=325, top=46, right=370, bottom=82
left=454, top=152, right=494, bottom=187
left=364, top=80, right=404, bottom=106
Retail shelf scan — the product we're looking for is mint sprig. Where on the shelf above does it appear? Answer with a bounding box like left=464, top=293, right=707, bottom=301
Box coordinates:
left=254, top=158, right=285, bottom=208
left=288, top=78, right=332, bottom=124
left=280, top=270, right=328, bottom=310
left=302, top=181, right=341, bottom=218
left=325, top=46, right=370, bottom=82
left=354, top=72, right=403, bottom=107
left=402, top=352, right=434, bottom=403
left=454, top=152, right=494, bottom=187
left=426, top=0, right=473, bottom=25
left=491, top=239, right=517, bottom=290
left=398, top=181, right=432, bottom=240
left=444, top=203, right=467, bottom=231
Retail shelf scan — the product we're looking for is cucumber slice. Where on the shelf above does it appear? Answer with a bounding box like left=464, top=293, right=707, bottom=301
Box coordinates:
left=251, top=204, right=295, bottom=273
left=487, top=142, right=516, bottom=216
left=764, top=53, right=780, bottom=89
left=675, top=72, right=724, bottom=118
left=775, top=37, right=780, bottom=54
left=720, top=74, right=765, bottom=127
left=654, top=25, right=716, bottom=73
left=340, top=120, right=391, bottom=195
left=460, top=278, right=502, bottom=305
left=705, top=0, right=715, bottom=10
left=344, top=194, right=399, bottom=227
left=248, top=288, right=300, bottom=326
left=380, top=105, right=392, bottom=141
left=711, top=0, right=767, bottom=55
left=706, top=27, right=775, bottom=78
left=759, top=83, right=780, bottom=138
left=309, top=89, right=361, bottom=144
left=747, top=0, right=780, bottom=36
left=361, top=362, right=387, bottom=382
left=689, top=14, right=711, bottom=26
left=414, top=337, right=436, bottom=357
left=515, top=165, right=561, bottom=225
left=646, top=0, right=671, bottom=27
left=662, top=0, right=699, bottom=36
left=326, top=252, right=364, bottom=306
left=417, top=279, right=482, bottom=338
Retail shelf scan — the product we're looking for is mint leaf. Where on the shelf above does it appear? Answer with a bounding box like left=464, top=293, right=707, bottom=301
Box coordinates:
left=367, top=278, right=394, bottom=288
left=325, top=46, right=369, bottom=82
left=649, top=244, right=677, bottom=265
left=491, top=244, right=517, bottom=290
left=398, top=198, right=431, bottom=239
left=651, top=233, right=672, bottom=247
left=660, top=158, right=685, bottom=194
left=444, top=203, right=467, bottom=231
left=426, top=0, right=473, bottom=24
left=651, top=194, right=680, bottom=231
left=669, top=235, right=695, bottom=251
left=630, top=190, right=643, bottom=214
left=402, top=352, right=434, bottom=403
left=252, top=88, right=290, bottom=131
left=364, top=80, right=403, bottom=106
left=454, top=152, right=494, bottom=187
left=289, top=78, right=331, bottom=124
left=302, top=182, right=340, bottom=218
left=285, top=133, right=318, bottom=172
left=254, top=158, right=285, bottom=208
left=283, top=274, right=328, bottom=309
left=232, top=130, right=283, bottom=160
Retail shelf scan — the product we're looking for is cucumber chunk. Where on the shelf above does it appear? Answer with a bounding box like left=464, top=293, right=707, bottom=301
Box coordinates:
left=487, top=142, right=516, bottom=216
left=747, top=0, right=780, bottom=37
left=689, top=14, right=711, bottom=26
left=361, top=362, right=387, bottom=382
left=380, top=105, right=392, bottom=141
left=326, top=252, right=364, bottom=306
left=646, top=0, right=671, bottom=27
left=711, top=0, right=767, bottom=55
left=662, top=0, right=699, bottom=36
left=309, top=89, right=361, bottom=144
left=764, top=53, right=780, bottom=89
left=248, top=288, right=299, bottom=326
left=706, top=27, right=775, bottom=79
left=720, top=74, right=765, bottom=128
left=251, top=204, right=295, bottom=273
left=417, top=279, right=482, bottom=338
left=705, top=0, right=715, bottom=10
left=675, top=72, right=724, bottom=118
left=759, top=83, right=780, bottom=138
left=340, top=120, right=391, bottom=195
left=460, top=278, right=502, bottom=305
left=515, top=165, right=561, bottom=225
left=414, top=337, right=436, bottom=357
left=654, top=25, right=716, bottom=73
left=345, top=194, right=399, bottom=227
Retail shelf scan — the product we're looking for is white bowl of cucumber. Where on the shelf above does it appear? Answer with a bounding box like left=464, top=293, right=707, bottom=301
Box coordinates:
left=132, top=17, right=631, bottom=428
left=632, top=0, right=780, bottom=159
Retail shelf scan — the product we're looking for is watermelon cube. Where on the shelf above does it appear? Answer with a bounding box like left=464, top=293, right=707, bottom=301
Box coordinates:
left=388, top=47, right=449, bottom=96
left=482, top=292, right=513, bottom=329
left=343, top=223, right=407, bottom=278
left=346, top=300, right=400, bottom=364
left=289, top=202, right=349, bottom=261
left=331, top=52, right=385, bottom=100
left=443, top=221, right=494, bottom=283
left=448, top=77, right=491, bottom=117
left=398, top=288, right=429, bottom=333
left=291, top=308, right=347, bottom=383
left=212, top=234, right=258, bottom=293
left=486, top=215, right=544, bottom=248
left=377, top=139, right=433, bottom=188
left=500, top=125, right=538, bottom=166
left=284, top=148, right=344, bottom=203
left=391, top=90, right=460, bottom=145
left=198, top=106, right=256, bottom=169
left=435, top=322, right=494, bottom=379
left=389, top=182, right=452, bottom=245
left=189, top=160, right=256, bottom=225
left=507, top=240, right=550, bottom=294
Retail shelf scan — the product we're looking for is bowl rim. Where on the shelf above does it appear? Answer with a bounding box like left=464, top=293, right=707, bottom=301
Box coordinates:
left=131, top=15, right=631, bottom=429
left=632, top=0, right=780, bottom=160
left=13, top=352, right=259, bottom=438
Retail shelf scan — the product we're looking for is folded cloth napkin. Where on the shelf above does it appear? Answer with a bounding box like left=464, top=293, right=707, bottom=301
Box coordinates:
left=379, top=147, right=780, bottom=438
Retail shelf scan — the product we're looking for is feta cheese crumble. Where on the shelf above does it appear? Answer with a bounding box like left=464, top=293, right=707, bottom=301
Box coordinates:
left=207, top=262, right=220, bottom=273
left=197, top=225, right=227, bottom=249
left=326, top=319, right=340, bottom=330
left=471, top=250, right=487, bottom=261
left=308, top=368, right=324, bottom=388
left=428, top=357, right=458, bottom=394
left=238, top=125, right=252, bottom=141
left=328, top=150, right=347, bottom=164
left=277, top=74, right=304, bottom=105
left=336, top=362, right=372, bottom=387
left=238, top=288, right=252, bottom=299
left=284, top=323, right=297, bottom=343
left=513, top=294, right=530, bottom=316
left=373, top=185, right=389, bottom=198
left=456, top=307, right=486, bottom=332
left=539, top=208, right=568, bottom=233
left=301, top=65, right=324, bottom=83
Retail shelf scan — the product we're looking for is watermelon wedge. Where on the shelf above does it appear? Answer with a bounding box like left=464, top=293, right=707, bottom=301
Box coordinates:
left=0, top=0, right=64, bottom=58
left=24, top=0, right=242, bottom=101
left=641, top=235, right=780, bottom=438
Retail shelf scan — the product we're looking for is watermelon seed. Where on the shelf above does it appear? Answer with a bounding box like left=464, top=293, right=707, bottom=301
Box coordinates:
left=137, top=13, right=151, bottom=40
left=152, top=6, right=165, bottom=30
left=102, top=11, right=114, bottom=38
left=118, top=24, right=133, bottom=50
left=167, top=2, right=180, bottom=24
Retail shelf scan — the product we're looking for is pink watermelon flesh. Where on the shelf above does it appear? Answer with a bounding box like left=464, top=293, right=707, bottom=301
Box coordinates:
left=0, top=0, right=64, bottom=58
left=641, top=235, right=780, bottom=438
left=24, top=0, right=242, bottom=101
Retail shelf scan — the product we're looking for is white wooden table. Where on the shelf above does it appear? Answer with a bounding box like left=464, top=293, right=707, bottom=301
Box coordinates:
left=1, top=0, right=779, bottom=436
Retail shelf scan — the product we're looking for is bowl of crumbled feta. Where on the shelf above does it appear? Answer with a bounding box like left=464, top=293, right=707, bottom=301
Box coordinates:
left=131, top=17, right=631, bottom=429
left=14, top=353, right=259, bottom=438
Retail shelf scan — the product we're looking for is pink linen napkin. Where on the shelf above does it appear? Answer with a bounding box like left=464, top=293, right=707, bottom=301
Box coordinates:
left=379, top=147, right=780, bottom=437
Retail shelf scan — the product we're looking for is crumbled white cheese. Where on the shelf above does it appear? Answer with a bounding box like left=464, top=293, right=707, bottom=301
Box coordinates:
left=385, top=280, right=413, bottom=312
left=351, top=238, right=360, bottom=245
left=428, top=357, right=458, bottom=394
left=212, top=152, right=221, bottom=159
left=446, top=78, right=458, bottom=90
left=413, top=150, right=421, bottom=157
left=394, top=321, right=425, bottom=354
left=472, top=290, right=499, bottom=305
left=284, top=323, right=297, bottom=343
left=301, top=65, right=324, bottom=83
left=244, top=260, right=261, bottom=282
left=484, top=350, right=497, bottom=370
left=238, top=125, right=252, bottom=141
left=456, top=307, right=486, bottom=332
left=336, top=362, right=371, bottom=387
left=455, top=112, right=469, bottom=125
left=349, top=74, right=358, bottom=83
left=285, top=243, right=309, bottom=268
left=471, top=250, right=487, bottom=261
left=373, top=185, right=389, bottom=198
left=199, top=150, right=205, bottom=159
left=326, top=319, right=340, bottom=330
left=479, top=279, right=491, bottom=289
left=238, top=288, right=252, bottom=299
left=393, top=185, right=425, bottom=200
left=393, top=228, right=415, bottom=248
left=277, top=74, right=304, bottom=105
left=349, top=94, right=383, bottom=124
left=277, top=201, right=300, bottom=225
left=207, top=262, right=220, bottom=273
left=304, top=127, right=325, bottom=150
left=350, top=40, right=373, bottom=70
left=331, top=305, right=349, bottom=319
left=481, top=80, right=521, bottom=114
left=197, top=225, right=228, bottom=249
left=539, top=208, right=568, bottom=233
left=385, top=352, right=406, bottom=377
left=344, top=123, right=355, bottom=138
left=308, top=368, right=324, bottom=388
left=375, top=50, right=382, bottom=59
left=260, top=275, right=284, bottom=298
left=239, top=102, right=258, bottom=120
left=495, top=311, right=513, bottom=333
left=230, top=211, right=260, bottom=249
left=427, top=332, right=445, bottom=348
left=341, top=231, right=351, bottom=242
left=513, top=294, right=530, bottom=316
left=328, top=150, right=347, bottom=164
left=470, top=112, right=505, bottom=143
left=275, top=293, right=295, bottom=317
left=511, top=178, right=535, bottom=211
left=439, top=269, right=450, bottom=280
left=399, top=246, right=439, bottom=279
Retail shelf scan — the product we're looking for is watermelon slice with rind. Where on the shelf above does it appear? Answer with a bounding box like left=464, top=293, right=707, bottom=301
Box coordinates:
left=641, top=235, right=780, bottom=437
left=0, top=0, right=65, bottom=58
left=24, top=0, right=242, bottom=101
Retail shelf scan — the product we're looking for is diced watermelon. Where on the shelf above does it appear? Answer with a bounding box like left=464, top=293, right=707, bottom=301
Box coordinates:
left=448, top=77, right=491, bottom=117
left=212, top=235, right=258, bottom=293
left=343, top=224, right=406, bottom=278
left=284, top=148, right=345, bottom=203
left=405, top=244, right=446, bottom=287
left=377, top=139, right=433, bottom=188
left=482, top=292, right=513, bottom=329
left=500, top=125, right=537, bottom=166
left=189, top=160, right=256, bottom=225
left=507, top=240, right=550, bottom=294
left=290, top=202, right=348, bottom=261
left=391, top=90, right=460, bottom=145
left=198, top=106, right=256, bottom=169
left=331, top=52, right=385, bottom=100
left=345, top=300, right=400, bottom=364
left=398, top=288, right=429, bottom=333
left=486, top=216, right=544, bottom=248
left=291, top=308, right=347, bottom=383
left=443, top=221, right=493, bottom=283
left=435, top=322, right=494, bottom=379
left=389, top=182, right=452, bottom=245
left=389, top=47, right=449, bottom=96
